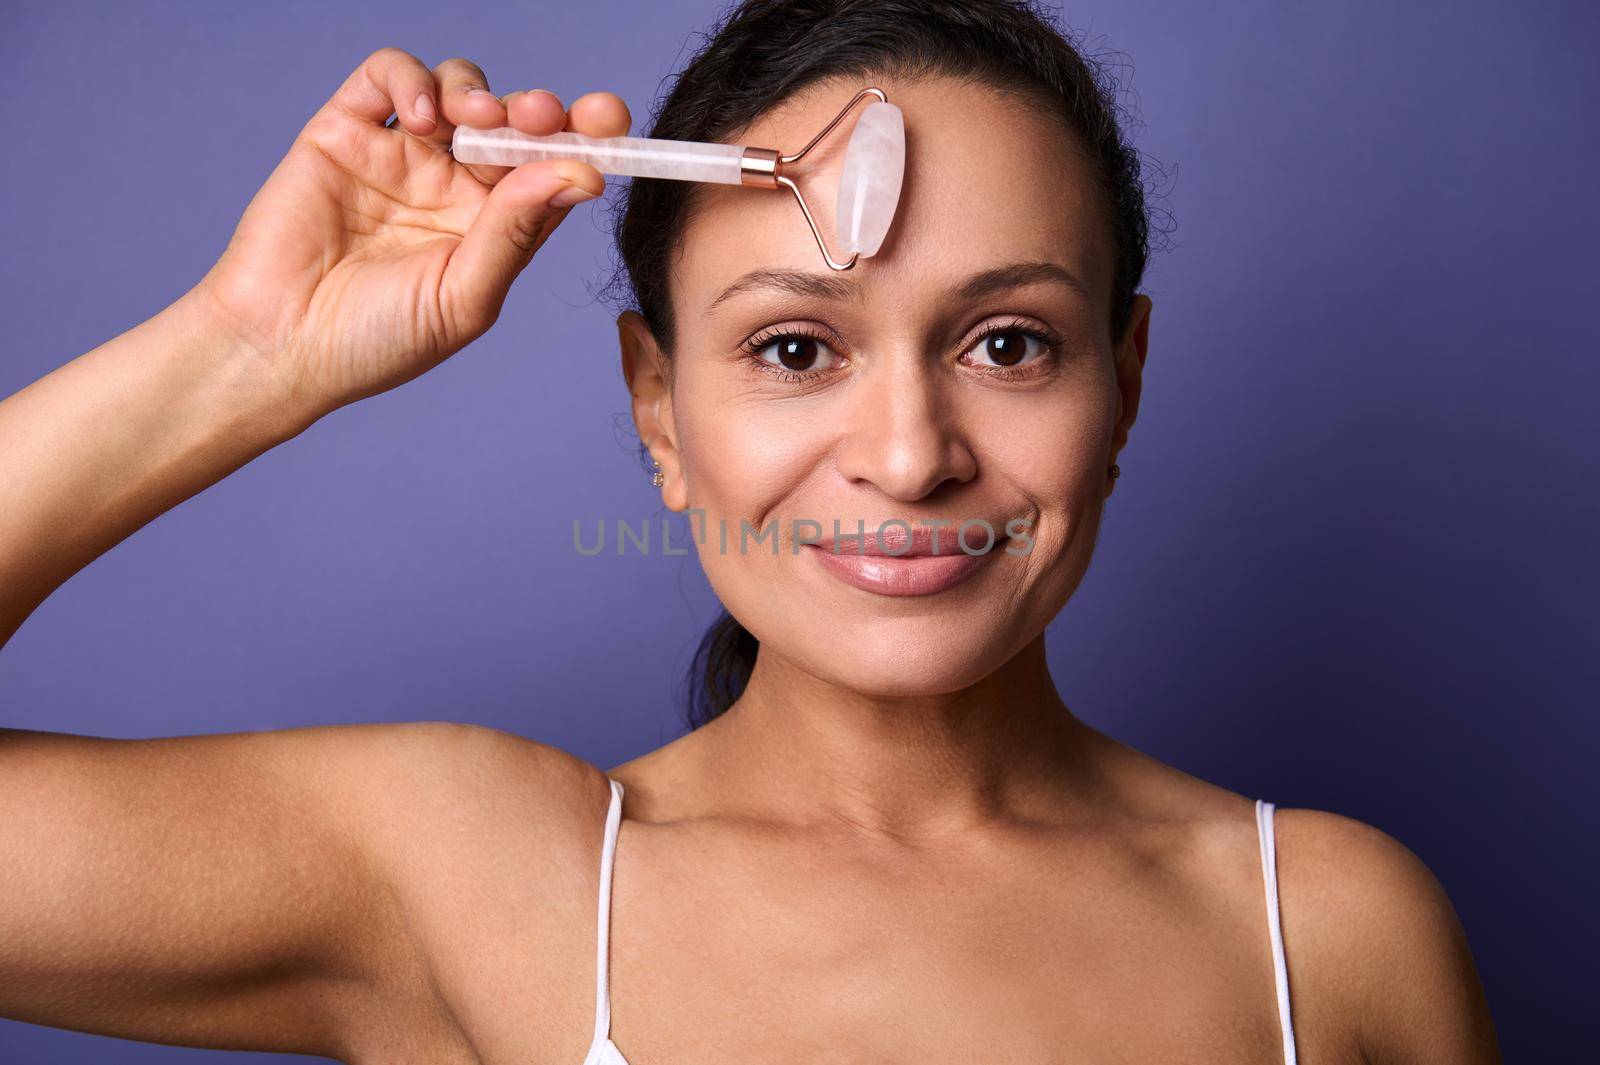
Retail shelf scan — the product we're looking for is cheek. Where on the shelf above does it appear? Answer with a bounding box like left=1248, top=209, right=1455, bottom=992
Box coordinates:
left=974, top=372, right=1118, bottom=575
left=672, top=368, right=833, bottom=526
left=981, top=378, right=1116, bottom=496
left=672, top=386, right=832, bottom=621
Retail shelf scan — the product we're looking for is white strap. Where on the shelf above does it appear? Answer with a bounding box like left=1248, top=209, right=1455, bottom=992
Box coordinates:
left=1256, top=799, right=1299, bottom=1065
left=589, top=777, right=625, bottom=1052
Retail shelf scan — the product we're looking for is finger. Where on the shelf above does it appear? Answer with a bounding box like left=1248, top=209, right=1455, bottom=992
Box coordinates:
left=502, top=88, right=570, bottom=136
left=506, top=88, right=608, bottom=207
left=424, top=57, right=507, bottom=142
left=439, top=160, right=605, bottom=340
left=565, top=91, right=633, bottom=138
left=325, top=46, right=440, bottom=135
left=449, top=88, right=571, bottom=190
left=427, top=57, right=512, bottom=184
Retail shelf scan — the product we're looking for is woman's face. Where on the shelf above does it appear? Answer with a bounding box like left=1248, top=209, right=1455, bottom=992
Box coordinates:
left=620, top=75, right=1150, bottom=697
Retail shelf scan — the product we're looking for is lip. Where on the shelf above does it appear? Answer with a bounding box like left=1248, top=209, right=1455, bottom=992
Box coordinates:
left=806, top=545, right=996, bottom=596
left=803, top=519, right=1014, bottom=597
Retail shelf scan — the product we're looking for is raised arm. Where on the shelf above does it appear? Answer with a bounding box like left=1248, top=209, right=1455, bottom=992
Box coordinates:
left=0, top=285, right=305, bottom=645
left=0, top=719, right=609, bottom=1059
left=0, top=721, right=409, bottom=1057
left=0, top=45, right=629, bottom=1056
left=0, top=46, right=623, bottom=648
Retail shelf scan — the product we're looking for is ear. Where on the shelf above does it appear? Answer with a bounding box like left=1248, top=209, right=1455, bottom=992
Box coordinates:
left=1106, top=294, right=1151, bottom=499
left=617, top=310, right=688, bottom=510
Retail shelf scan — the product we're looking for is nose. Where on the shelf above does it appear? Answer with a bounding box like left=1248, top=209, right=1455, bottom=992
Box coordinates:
left=832, top=360, right=977, bottom=501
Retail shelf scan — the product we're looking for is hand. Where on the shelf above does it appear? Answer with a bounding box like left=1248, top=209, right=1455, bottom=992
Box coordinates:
left=189, top=48, right=629, bottom=419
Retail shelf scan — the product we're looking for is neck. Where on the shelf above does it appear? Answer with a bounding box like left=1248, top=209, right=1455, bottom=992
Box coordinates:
left=691, top=634, right=1101, bottom=840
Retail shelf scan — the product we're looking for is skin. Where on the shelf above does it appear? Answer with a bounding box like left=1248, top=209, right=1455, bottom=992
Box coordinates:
left=0, top=48, right=1498, bottom=1065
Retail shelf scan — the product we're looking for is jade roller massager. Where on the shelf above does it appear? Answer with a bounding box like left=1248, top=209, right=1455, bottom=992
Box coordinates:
left=450, top=88, right=905, bottom=270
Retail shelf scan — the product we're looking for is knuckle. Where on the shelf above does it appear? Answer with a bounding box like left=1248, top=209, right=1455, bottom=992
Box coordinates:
left=436, top=56, right=485, bottom=80
left=505, top=213, right=547, bottom=257
left=442, top=283, right=498, bottom=345
left=366, top=45, right=409, bottom=67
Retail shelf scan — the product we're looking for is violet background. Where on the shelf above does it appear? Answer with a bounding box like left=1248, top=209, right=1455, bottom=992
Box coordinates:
left=2, top=0, right=1595, bottom=1060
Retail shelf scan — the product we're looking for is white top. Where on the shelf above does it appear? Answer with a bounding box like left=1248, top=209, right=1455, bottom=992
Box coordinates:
left=581, top=778, right=1299, bottom=1064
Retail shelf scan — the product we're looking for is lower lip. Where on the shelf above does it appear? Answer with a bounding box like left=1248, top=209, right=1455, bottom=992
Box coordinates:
left=806, top=544, right=996, bottom=596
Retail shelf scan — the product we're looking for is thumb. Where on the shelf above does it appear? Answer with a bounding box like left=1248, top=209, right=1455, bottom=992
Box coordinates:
left=441, top=161, right=601, bottom=336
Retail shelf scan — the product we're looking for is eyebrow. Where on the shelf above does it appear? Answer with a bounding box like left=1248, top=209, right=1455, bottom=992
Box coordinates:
left=707, top=259, right=1092, bottom=312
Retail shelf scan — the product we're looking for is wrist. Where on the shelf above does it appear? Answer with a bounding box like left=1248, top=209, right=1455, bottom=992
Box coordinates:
left=172, top=281, right=330, bottom=439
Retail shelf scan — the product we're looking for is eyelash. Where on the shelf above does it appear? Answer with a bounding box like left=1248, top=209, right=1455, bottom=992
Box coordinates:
left=739, top=317, right=1068, bottom=383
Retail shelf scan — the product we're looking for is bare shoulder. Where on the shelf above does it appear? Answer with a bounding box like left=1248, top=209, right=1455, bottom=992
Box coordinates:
left=362, top=720, right=611, bottom=822
left=237, top=718, right=611, bottom=853
left=1272, top=806, right=1502, bottom=1064
left=305, top=720, right=614, bottom=1060
left=349, top=720, right=615, bottom=886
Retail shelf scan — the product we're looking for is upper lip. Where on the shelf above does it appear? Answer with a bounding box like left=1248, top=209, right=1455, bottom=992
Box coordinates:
left=807, top=521, right=1011, bottom=557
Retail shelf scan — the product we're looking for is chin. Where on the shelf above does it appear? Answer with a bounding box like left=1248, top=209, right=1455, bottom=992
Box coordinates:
left=756, top=607, right=1040, bottom=698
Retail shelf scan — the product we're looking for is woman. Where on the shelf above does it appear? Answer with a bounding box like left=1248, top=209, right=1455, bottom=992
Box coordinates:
left=0, top=1, right=1499, bottom=1062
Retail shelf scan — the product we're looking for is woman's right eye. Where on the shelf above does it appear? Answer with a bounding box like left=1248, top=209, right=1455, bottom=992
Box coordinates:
left=747, top=331, right=844, bottom=375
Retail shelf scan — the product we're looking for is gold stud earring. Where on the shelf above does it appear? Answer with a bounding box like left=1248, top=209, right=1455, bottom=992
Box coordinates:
left=651, top=459, right=664, bottom=488
left=1108, top=464, right=1121, bottom=479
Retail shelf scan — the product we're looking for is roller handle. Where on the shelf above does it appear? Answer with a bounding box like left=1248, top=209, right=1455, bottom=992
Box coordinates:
left=450, top=127, right=748, bottom=185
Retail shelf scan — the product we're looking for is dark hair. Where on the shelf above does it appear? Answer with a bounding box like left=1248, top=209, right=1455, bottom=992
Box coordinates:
left=598, top=0, right=1169, bottom=730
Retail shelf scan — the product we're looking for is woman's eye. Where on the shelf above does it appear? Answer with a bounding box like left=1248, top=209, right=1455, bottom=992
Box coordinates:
left=752, top=333, right=841, bottom=373
left=746, top=323, right=1057, bottom=378
left=966, top=327, right=1050, bottom=369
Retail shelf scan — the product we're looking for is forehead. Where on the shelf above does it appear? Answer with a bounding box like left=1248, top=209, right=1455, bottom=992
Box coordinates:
left=672, top=74, right=1111, bottom=317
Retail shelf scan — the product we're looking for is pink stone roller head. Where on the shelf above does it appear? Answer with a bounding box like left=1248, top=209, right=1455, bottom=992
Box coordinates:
left=450, top=88, right=905, bottom=270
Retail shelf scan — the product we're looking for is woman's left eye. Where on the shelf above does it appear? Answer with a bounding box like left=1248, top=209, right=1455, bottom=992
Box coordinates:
left=962, top=325, right=1058, bottom=370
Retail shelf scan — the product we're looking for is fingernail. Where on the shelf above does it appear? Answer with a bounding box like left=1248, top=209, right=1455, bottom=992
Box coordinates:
left=415, top=92, right=436, bottom=123
left=466, top=86, right=493, bottom=96
left=550, top=184, right=597, bottom=208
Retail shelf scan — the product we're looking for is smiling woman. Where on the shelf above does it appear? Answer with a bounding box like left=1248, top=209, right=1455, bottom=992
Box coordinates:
left=0, top=0, right=1503, bottom=1063
left=608, top=43, right=1145, bottom=729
